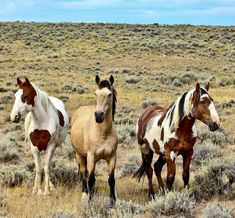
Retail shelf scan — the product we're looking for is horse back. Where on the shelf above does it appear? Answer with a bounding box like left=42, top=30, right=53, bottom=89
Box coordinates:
left=137, top=105, right=166, bottom=145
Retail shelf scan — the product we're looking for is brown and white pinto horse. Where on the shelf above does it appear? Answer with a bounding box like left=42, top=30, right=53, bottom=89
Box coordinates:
left=10, top=77, right=69, bottom=194
left=134, top=83, right=220, bottom=197
left=71, top=75, right=118, bottom=207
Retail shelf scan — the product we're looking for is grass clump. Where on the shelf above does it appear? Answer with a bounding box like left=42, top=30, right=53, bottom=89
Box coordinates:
left=0, top=136, right=19, bottom=162
left=146, top=190, right=195, bottom=216
left=202, top=203, right=232, bottom=218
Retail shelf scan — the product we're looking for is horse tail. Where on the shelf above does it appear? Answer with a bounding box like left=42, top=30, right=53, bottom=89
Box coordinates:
left=133, top=149, right=153, bottom=182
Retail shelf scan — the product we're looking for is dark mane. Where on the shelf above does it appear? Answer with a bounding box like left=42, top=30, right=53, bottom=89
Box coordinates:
left=178, top=91, right=188, bottom=123
left=99, top=80, right=117, bottom=121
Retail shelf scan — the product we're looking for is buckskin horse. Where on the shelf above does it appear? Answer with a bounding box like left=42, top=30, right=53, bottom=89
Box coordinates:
left=134, top=83, right=220, bottom=197
left=71, top=75, right=118, bottom=207
left=10, top=77, right=69, bottom=194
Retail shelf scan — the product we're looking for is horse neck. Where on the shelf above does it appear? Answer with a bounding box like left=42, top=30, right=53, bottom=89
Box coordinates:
left=95, top=107, right=113, bottom=136
left=177, top=115, right=196, bottom=134
left=31, top=96, right=50, bottom=123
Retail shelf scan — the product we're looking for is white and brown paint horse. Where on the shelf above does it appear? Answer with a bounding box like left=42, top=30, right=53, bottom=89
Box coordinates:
left=71, top=75, right=118, bottom=207
left=134, top=83, right=220, bottom=197
left=10, top=77, right=69, bottom=194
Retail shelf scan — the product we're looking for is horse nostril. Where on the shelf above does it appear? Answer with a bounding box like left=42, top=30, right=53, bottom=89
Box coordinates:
left=208, top=121, right=219, bottom=132
left=94, top=111, right=104, bottom=123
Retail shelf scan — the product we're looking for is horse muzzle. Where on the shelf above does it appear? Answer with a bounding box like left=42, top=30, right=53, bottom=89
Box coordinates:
left=208, top=120, right=219, bottom=132
left=11, top=112, right=21, bottom=123
left=95, top=111, right=104, bottom=123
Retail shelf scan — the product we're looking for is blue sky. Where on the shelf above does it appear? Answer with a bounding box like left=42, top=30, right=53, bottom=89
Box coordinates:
left=0, top=0, right=235, bottom=25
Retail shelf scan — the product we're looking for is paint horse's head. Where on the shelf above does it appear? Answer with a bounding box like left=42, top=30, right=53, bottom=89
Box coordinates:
left=10, top=77, right=36, bottom=123
left=191, top=82, right=220, bottom=131
left=94, top=75, right=116, bottom=123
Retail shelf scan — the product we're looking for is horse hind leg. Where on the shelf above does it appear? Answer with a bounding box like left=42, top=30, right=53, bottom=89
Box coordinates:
left=154, top=155, right=166, bottom=193
left=134, top=149, right=154, bottom=198
left=76, top=154, right=88, bottom=200
left=107, top=154, right=117, bottom=208
left=31, top=146, right=43, bottom=194
left=43, top=144, right=56, bottom=195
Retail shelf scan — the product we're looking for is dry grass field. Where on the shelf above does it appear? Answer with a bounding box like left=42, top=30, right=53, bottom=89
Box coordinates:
left=0, top=22, right=235, bottom=217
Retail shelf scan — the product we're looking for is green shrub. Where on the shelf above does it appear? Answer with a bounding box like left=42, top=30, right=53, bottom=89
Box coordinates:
left=0, top=136, right=19, bottom=162
left=118, top=125, right=136, bottom=144
left=197, top=127, right=233, bottom=146
left=142, top=100, right=157, bottom=109
left=192, top=159, right=235, bottom=201
left=0, top=165, right=32, bottom=187
left=202, top=203, right=232, bottom=218
left=146, top=190, right=195, bottom=216
left=52, top=210, right=76, bottom=218
left=192, top=143, right=219, bottom=165
left=119, top=153, right=141, bottom=177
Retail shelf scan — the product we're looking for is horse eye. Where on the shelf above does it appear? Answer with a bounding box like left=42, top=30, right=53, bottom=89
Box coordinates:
left=108, top=93, right=112, bottom=97
left=94, top=93, right=97, bottom=96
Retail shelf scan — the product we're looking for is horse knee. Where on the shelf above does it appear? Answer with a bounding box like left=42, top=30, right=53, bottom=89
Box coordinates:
left=140, top=143, right=150, bottom=154
left=167, top=173, right=175, bottom=190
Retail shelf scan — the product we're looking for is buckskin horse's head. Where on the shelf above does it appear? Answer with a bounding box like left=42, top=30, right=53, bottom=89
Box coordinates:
left=191, top=82, right=220, bottom=131
left=94, top=75, right=116, bottom=123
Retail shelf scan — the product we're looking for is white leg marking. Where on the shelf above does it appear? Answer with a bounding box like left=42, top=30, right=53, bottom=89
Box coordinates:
left=31, top=146, right=43, bottom=194
left=44, top=144, right=56, bottom=195
left=170, top=151, right=177, bottom=161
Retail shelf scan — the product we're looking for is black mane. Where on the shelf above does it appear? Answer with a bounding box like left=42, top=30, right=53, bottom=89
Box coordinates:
left=99, top=80, right=117, bottom=121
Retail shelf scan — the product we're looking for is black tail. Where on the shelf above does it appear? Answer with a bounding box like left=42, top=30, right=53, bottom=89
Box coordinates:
left=133, top=150, right=153, bottom=182
left=133, top=161, right=146, bottom=182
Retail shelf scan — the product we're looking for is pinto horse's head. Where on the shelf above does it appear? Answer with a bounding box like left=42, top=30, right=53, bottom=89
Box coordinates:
left=10, top=77, right=36, bottom=123
left=191, top=82, right=220, bottom=131
left=94, top=75, right=116, bottom=123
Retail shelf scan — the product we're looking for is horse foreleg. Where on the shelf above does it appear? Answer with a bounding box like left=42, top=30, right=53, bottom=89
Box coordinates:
left=154, top=155, right=166, bottom=192
left=76, top=154, right=88, bottom=200
left=182, top=151, right=193, bottom=188
left=107, top=154, right=117, bottom=208
left=166, top=153, right=176, bottom=191
left=87, top=152, right=96, bottom=203
left=44, top=144, right=56, bottom=195
left=31, top=146, right=42, bottom=194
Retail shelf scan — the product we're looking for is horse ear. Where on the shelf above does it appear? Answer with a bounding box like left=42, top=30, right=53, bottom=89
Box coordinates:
left=205, top=82, right=210, bottom=91
left=95, top=75, right=100, bottom=85
left=192, top=82, right=200, bottom=104
left=24, top=77, right=30, bottom=85
left=17, top=77, right=22, bottom=86
left=109, top=75, right=114, bottom=86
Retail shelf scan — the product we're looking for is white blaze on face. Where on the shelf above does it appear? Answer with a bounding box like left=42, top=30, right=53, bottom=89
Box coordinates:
left=209, top=102, right=220, bottom=125
left=10, top=89, right=26, bottom=121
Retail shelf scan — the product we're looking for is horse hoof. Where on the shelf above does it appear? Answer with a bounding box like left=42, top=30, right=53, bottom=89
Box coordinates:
left=37, top=189, right=43, bottom=195
left=81, top=192, right=88, bottom=201
left=32, top=187, right=37, bottom=194
left=43, top=190, right=51, bottom=195
left=50, top=185, right=55, bottom=191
